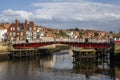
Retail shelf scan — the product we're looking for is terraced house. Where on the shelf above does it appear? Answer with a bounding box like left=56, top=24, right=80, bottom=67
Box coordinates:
left=7, top=19, right=38, bottom=41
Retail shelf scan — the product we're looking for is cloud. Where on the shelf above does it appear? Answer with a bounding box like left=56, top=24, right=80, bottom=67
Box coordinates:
left=2, top=9, right=32, bottom=22
left=40, top=0, right=85, bottom=2
left=0, top=1, right=120, bottom=32
left=32, top=1, right=120, bottom=32
left=32, top=2, right=120, bottom=21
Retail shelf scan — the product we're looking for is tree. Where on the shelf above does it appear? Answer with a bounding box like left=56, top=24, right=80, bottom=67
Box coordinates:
left=53, top=30, right=68, bottom=37
left=94, top=32, right=99, bottom=37
left=75, top=27, right=79, bottom=31
left=79, top=31, right=83, bottom=38
left=109, top=31, right=113, bottom=34
left=59, top=30, right=68, bottom=37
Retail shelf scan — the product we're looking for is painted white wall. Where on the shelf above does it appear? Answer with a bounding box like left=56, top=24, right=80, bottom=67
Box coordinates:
left=114, top=37, right=120, bottom=40
left=0, top=29, right=7, bottom=42
left=66, top=31, right=74, bottom=38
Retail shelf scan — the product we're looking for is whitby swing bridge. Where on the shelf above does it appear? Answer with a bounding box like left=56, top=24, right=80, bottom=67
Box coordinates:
left=12, top=38, right=111, bottom=49
left=10, top=38, right=114, bottom=60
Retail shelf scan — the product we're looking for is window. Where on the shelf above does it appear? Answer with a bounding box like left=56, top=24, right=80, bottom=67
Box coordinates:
left=29, top=27, right=32, bottom=31
left=34, top=27, right=36, bottom=30
left=10, top=27, right=15, bottom=30
left=11, top=27, right=12, bottom=30
left=37, top=30, right=39, bottom=32
left=17, top=26, right=22, bottom=31
left=10, top=32, right=12, bottom=36
left=26, top=32, right=32, bottom=40
left=33, top=32, right=37, bottom=36
left=17, top=33, right=19, bottom=36
left=17, top=27, right=20, bottom=31
left=13, top=27, right=15, bottom=30
left=13, top=32, right=16, bottom=36
left=33, top=32, right=37, bottom=39
left=21, top=32, right=24, bottom=36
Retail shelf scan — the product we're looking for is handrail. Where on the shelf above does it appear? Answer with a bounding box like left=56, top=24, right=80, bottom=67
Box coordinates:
left=11, top=38, right=111, bottom=45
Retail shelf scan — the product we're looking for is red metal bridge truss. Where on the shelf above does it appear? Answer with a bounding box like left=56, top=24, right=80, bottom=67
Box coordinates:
left=13, top=41, right=110, bottom=49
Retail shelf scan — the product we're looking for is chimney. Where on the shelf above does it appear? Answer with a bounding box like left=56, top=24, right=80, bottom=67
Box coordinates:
left=15, top=19, right=18, bottom=25
left=25, top=20, right=27, bottom=25
left=29, top=21, right=34, bottom=26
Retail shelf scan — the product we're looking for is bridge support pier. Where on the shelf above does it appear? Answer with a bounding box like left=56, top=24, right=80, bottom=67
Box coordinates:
left=72, top=49, right=96, bottom=75
left=95, top=49, right=110, bottom=66
left=95, top=47, right=114, bottom=79
left=72, top=44, right=115, bottom=79
left=11, top=49, right=39, bottom=59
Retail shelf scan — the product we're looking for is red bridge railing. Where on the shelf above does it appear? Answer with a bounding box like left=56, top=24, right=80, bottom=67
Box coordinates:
left=12, top=41, right=110, bottom=49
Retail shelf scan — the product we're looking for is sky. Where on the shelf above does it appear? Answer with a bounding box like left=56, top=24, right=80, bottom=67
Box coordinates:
left=0, top=0, right=120, bottom=32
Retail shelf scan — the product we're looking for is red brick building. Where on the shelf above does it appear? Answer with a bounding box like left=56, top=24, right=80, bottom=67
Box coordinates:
left=7, top=19, right=37, bottom=41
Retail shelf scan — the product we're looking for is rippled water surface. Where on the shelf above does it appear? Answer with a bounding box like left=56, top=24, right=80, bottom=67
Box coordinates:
left=0, top=50, right=118, bottom=80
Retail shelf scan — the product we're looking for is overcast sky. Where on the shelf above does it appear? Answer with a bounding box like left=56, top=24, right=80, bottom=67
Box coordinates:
left=0, top=0, right=120, bottom=32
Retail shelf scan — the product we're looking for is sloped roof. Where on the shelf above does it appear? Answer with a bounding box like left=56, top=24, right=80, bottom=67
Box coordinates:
left=0, top=25, right=5, bottom=30
left=3, top=24, right=10, bottom=29
left=114, top=33, right=120, bottom=37
left=0, top=23, right=10, bottom=30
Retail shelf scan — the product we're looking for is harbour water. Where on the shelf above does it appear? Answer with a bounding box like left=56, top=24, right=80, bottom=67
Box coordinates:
left=0, top=49, right=119, bottom=80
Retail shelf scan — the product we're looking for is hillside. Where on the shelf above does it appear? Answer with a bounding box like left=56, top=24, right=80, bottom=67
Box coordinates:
left=38, top=26, right=112, bottom=40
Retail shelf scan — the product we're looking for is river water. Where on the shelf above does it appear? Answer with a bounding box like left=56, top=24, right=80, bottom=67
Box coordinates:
left=0, top=49, right=119, bottom=80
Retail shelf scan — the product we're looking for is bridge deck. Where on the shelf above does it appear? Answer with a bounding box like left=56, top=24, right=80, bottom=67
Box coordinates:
left=12, top=41, right=110, bottom=49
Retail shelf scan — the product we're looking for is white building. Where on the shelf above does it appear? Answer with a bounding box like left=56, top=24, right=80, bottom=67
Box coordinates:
left=0, top=26, right=7, bottom=42
left=66, top=31, right=74, bottom=38
left=66, top=31, right=78, bottom=39
left=37, top=26, right=44, bottom=40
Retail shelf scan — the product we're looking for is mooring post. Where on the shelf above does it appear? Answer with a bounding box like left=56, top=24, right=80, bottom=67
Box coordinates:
left=95, top=48, right=98, bottom=66
left=19, top=50, right=21, bottom=59
left=35, top=49, right=38, bottom=58
left=12, top=50, right=15, bottom=59
left=110, top=38, right=114, bottom=62
left=109, top=38, right=115, bottom=80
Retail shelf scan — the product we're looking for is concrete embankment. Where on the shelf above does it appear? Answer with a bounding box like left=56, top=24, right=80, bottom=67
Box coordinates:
left=115, top=43, right=120, bottom=54
left=0, top=52, right=10, bottom=61
left=114, top=42, right=120, bottom=60
left=0, top=46, right=11, bottom=61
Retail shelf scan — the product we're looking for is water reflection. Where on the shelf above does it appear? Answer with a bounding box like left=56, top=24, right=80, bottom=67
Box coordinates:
left=0, top=49, right=117, bottom=80
left=72, top=49, right=115, bottom=80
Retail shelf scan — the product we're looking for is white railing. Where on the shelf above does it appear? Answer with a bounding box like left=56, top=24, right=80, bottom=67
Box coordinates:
left=11, top=38, right=110, bottom=44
